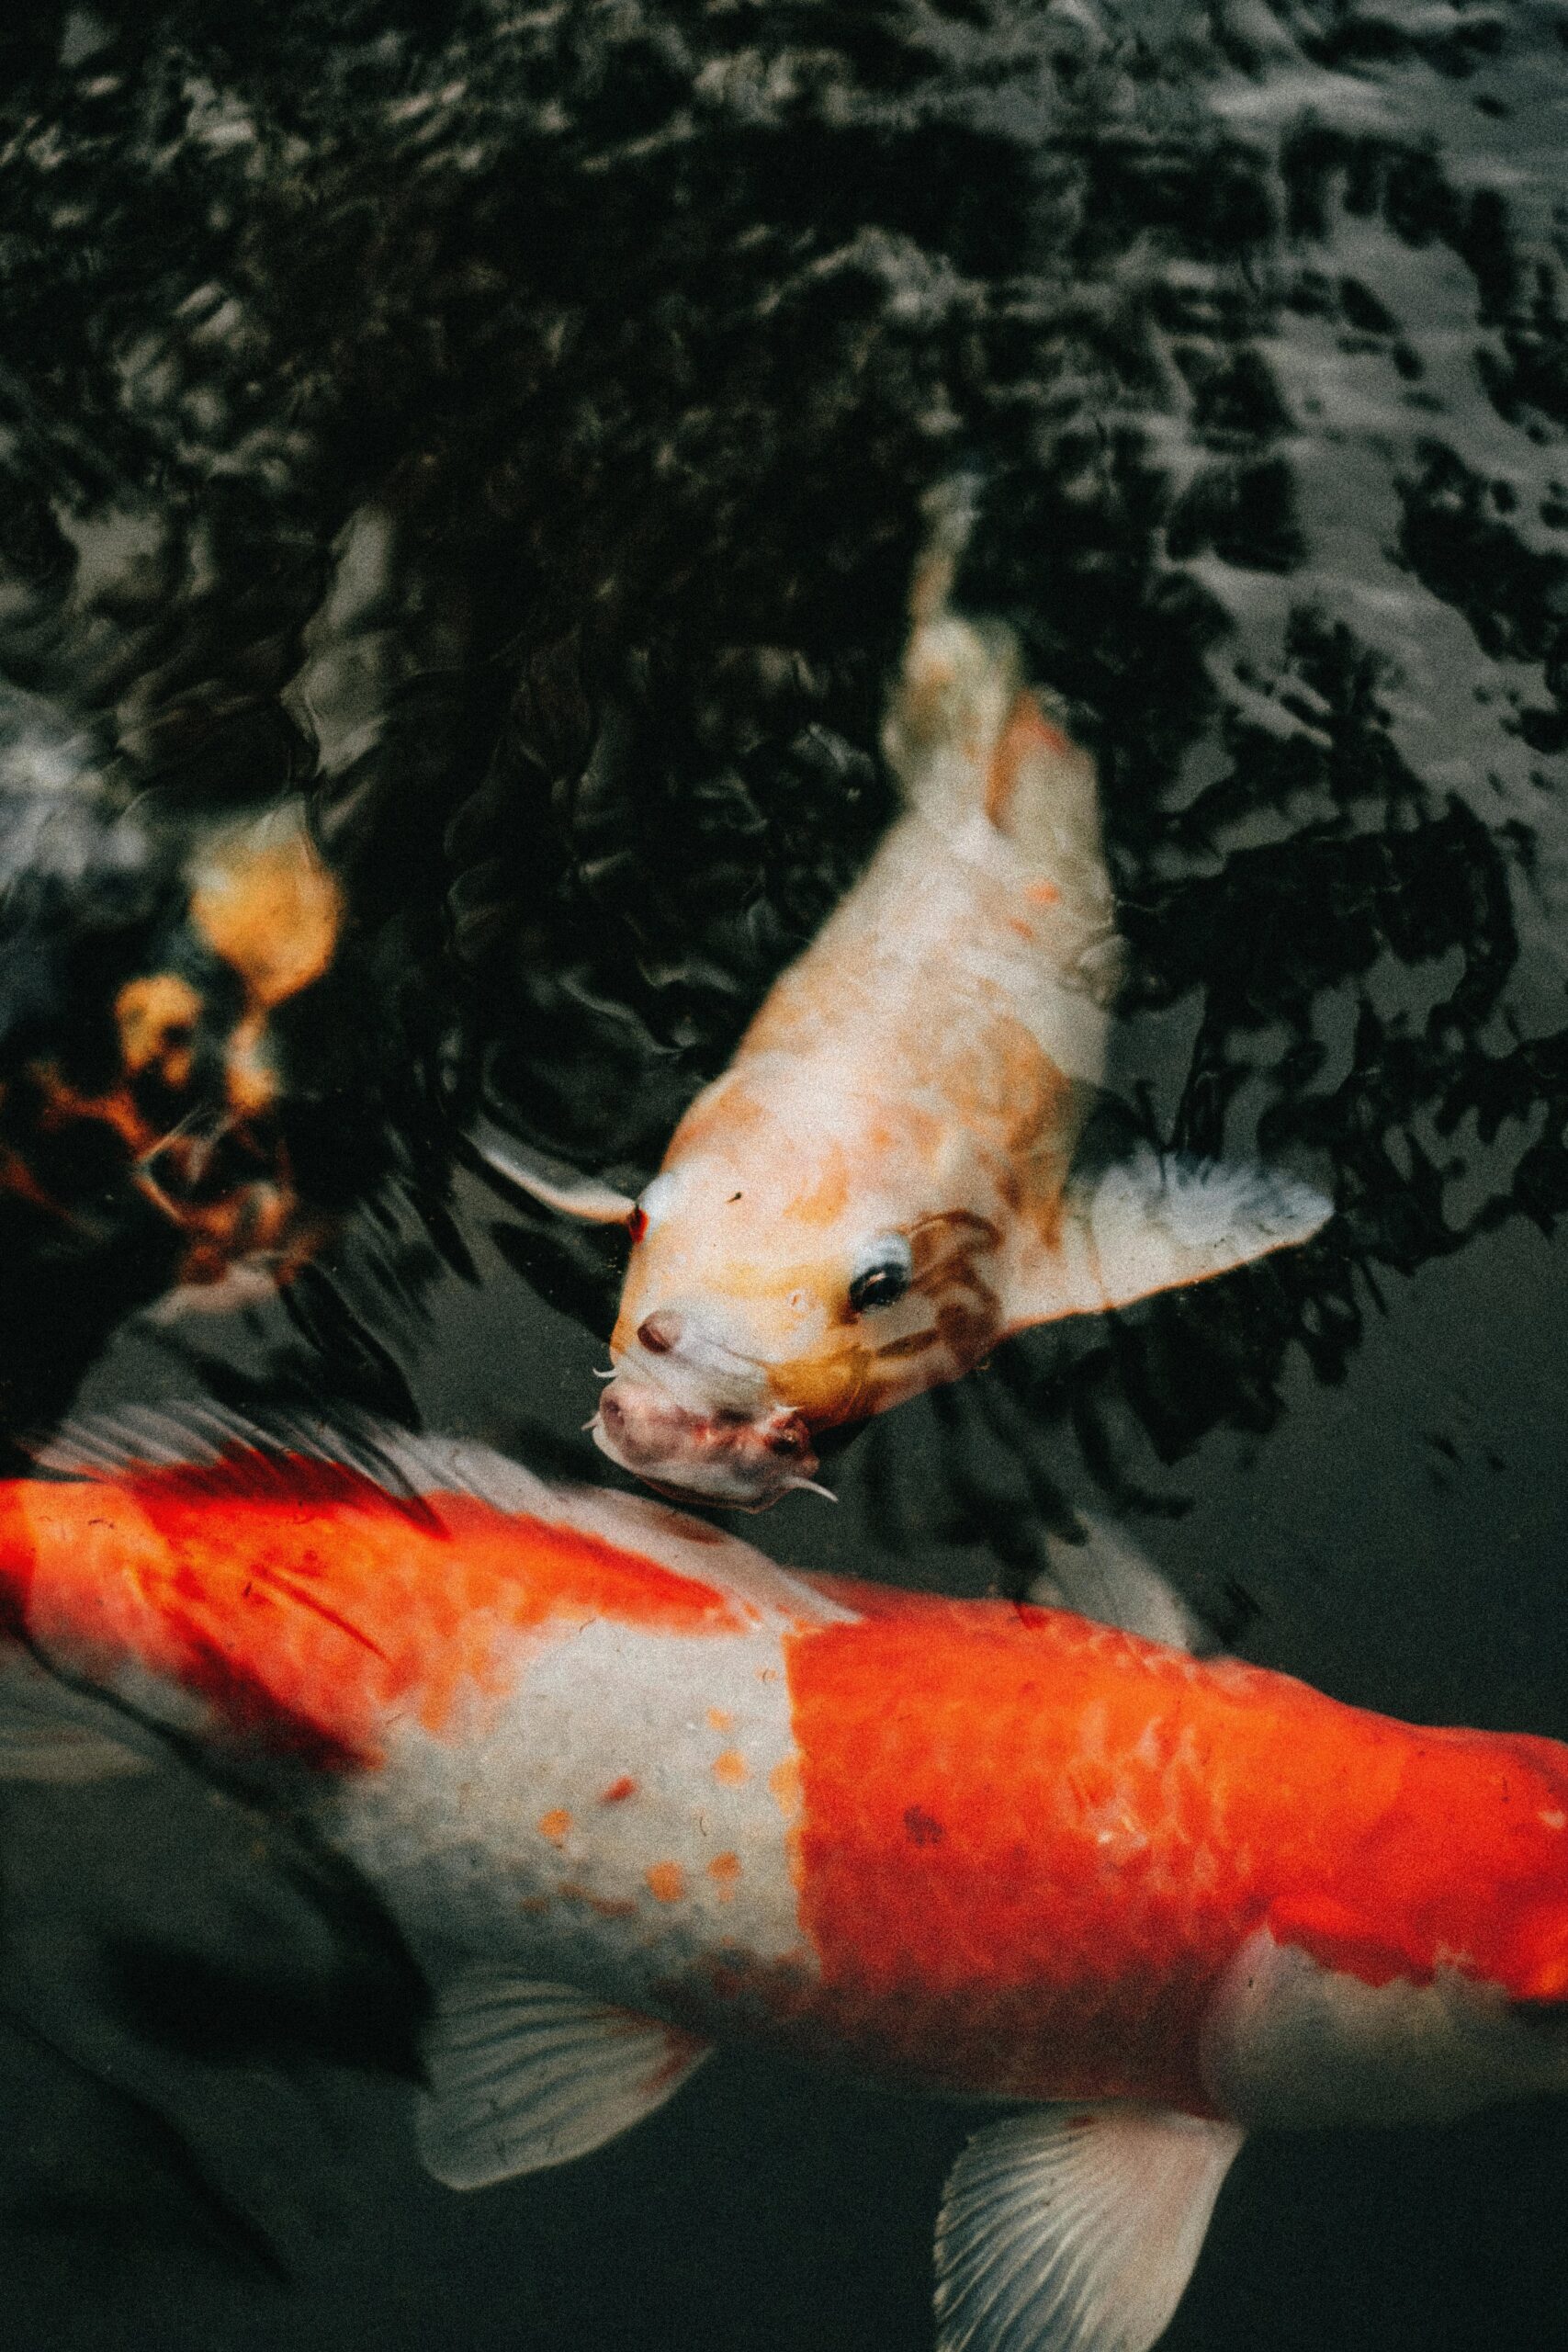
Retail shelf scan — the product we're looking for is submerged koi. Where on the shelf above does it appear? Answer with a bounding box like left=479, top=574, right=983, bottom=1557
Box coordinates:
left=5, top=1412, right=1566, bottom=2352
left=481, top=560, right=1329, bottom=1506
left=0, top=798, right=343, bottom=1311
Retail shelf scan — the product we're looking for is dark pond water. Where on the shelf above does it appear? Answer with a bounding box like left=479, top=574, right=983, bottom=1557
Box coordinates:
left=2, top=2, right=1568, bottom=2346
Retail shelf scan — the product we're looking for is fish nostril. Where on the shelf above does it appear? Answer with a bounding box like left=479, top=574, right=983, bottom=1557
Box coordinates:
left=600, top=1393, right=625, bottom=1430
left=637, top=1311, right=682, bottom=1355
left=768, top=1421, right=807, bottom=1459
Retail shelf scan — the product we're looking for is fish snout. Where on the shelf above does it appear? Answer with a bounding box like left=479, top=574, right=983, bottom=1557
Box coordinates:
left=593, top=1378, right=821, bottom=1510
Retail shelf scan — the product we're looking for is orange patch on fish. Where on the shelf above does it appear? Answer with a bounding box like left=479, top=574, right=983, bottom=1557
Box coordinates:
left=189, top=828, right=341, bottom=1010
left=0, top=1451, right=755, bottom=1771
left=707, top=1851, right=743, bottom=1901
left=712, top=1747, right=749, bottom=1787
left=986, top=691, right=1070, bottom=827
left=537, top=1808, right=572, bottom=1845
left=600, top=1775, right=639, bottom=1804
left=705, top=1708, right=734, bottom=1733
left=646, top=1860, right=686, bottom=1904
left=768, top=1754, right=802, bottom=1823
left=115, top=974, right=202, bottom=1089
left=773, top=1578, right=1568, bottom=2098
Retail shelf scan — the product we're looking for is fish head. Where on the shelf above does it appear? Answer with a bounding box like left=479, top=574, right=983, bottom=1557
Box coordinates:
left=592, top=1078, right=1005, bottom=1507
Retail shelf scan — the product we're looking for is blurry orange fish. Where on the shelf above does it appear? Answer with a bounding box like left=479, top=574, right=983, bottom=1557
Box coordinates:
left=481, top=554, right=1329, bottom=1506
left=0, top=797, right=344, bottom=1313
left=6, top=1412, right=1567, bottom=2352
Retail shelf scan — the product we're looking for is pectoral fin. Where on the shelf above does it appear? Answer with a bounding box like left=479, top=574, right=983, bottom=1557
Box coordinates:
left=468, top=1115, right=637, bottom=1227
left=934, top=2103, right=1244, bottom=2352
left=1007, top=1146, right=1330, bottom=1329
left=417, top=1971, right=710, bottom=2188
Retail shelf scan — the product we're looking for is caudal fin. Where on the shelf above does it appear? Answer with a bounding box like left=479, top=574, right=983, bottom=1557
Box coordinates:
left=881, top=510, right=1104, bottom=874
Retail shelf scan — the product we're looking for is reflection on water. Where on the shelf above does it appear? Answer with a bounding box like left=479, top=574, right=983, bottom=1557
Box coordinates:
left=1, top=3, right=1566, bottom=2346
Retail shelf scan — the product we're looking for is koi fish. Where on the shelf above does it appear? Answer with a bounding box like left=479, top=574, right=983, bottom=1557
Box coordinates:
left=0, top=797, right=344, bottom=1311
left=5, top=1410, right=1567, bottom=2352
left=479, top=564, right=1330, bottom=1506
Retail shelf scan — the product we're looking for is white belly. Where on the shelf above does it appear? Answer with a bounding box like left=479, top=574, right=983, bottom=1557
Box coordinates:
left=322, top=1612, right=811, bottom=2014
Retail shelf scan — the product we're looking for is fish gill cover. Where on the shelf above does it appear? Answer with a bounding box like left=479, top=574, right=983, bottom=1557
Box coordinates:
left=0, top=0, right=1565, bottom=2341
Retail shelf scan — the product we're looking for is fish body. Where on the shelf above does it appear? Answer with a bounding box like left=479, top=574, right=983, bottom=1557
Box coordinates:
left=0, top=798, right=346, bottom=1310
left=483, top=586, right=1329, bottom=1507
left=4, top=1414, right=1566, bottom=2352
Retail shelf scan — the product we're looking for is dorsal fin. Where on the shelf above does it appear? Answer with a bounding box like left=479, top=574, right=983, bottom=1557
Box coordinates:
left=1028, top=1516, right=1220, bottom=1657
left=468, top=1114, right=638, bottom=1227
left=32, top=1408, right=853, bottom=1631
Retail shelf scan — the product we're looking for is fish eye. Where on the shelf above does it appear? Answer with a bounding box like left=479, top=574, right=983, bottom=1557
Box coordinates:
left=848, top=1234, right=913, bottom=1313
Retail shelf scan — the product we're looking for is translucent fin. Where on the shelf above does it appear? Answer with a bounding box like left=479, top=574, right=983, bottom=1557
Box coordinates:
left=0, top=1645, right=157, bottom=1781
left=417, top=1971, right=709, bottom=2188
left=934, top=2104, right=1244, bottom=2352
left=33, top=1408, right=853, bottom=1631
left=31, top=1401, right=556, bottom=1518
left=1028, top=1517, right=1218, bottom=1657
left=144, top=1263, right=288, bottom=1321
left=468, top=1114, right=637, bottom=1226
left=1008, top=1147, right=1331, bottom=1328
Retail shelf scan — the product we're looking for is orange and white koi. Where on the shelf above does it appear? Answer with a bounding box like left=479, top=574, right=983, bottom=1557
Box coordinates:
left=481, top=560, right=1329, bottom=1506
left=5, top=1411, right=1567, bottom=2352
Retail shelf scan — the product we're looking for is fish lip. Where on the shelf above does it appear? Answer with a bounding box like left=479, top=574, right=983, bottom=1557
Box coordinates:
left=590, top=1414, right=781, bottom=1510
left=591, top=1387, right=818, bottom=1510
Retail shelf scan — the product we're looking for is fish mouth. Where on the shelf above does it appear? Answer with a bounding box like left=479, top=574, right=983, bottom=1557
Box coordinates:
left=592, top=1375, right=826, bottom=1510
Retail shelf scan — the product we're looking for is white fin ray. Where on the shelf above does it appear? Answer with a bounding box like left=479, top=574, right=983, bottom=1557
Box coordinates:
left=417, top=1971, right=709, bottom=2188
left=468, top=1114, right=637, bottom=1226
left=0, top=1644, right=159, bottom=1782
left=934, top=2105, right=1244, bottom=2352
left=1027, top=1517, right=1219, bottom=1657
left=32, top=1407, right=853, bottom=1630
left=1008, top=1146, right=1331, bottom=1328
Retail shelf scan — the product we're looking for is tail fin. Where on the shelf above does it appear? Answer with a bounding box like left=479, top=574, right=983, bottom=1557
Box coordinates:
left=881, top=498, right=1104, bottom=873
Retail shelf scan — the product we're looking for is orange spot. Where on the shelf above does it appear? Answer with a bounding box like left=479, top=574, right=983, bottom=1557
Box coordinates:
left=29, top=1064, right=151, bottom=1155
left=519, top=1894, right=553, bottom=1917
left=986, top=691, right=1069, bottom=827
left=1026, top=879, right=1061, bottom=907
left=707, top=1851, right=743, bottom=1901
left=189, top=820, right=341, bottom=1009
left=601, top=1774, right=639, bottom=1804
left=223, top=1009, right=278, bottom=1120
left=646, top=1860, right=686, bottom=1904
left=115, top=974, right=201, bottom=1089
left=537, top=1808, right=572, bottom=1845
left=768, top=1754, right=802, bottom=1822
left=705, top=1707, right=734, bottom=1733
left=712, top=1747, right=749, bottom=1787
